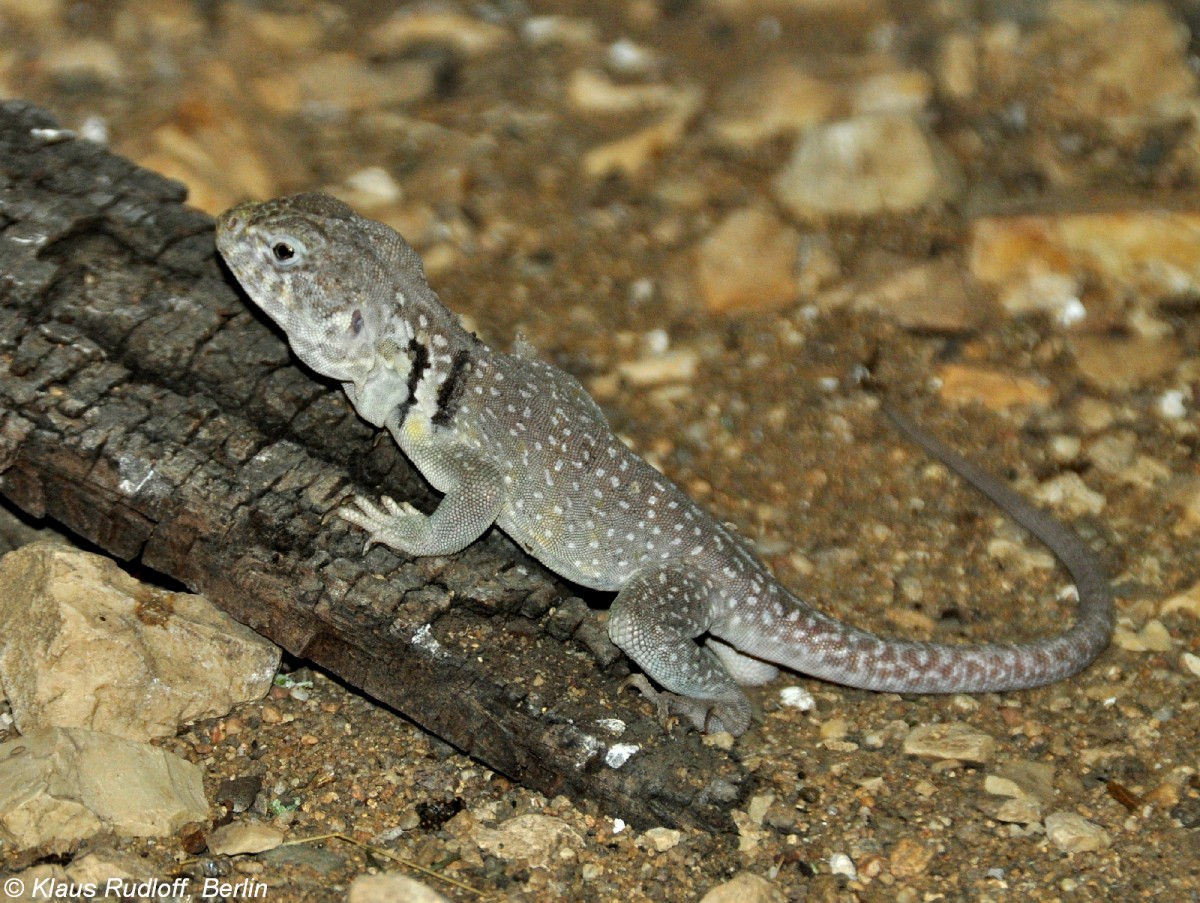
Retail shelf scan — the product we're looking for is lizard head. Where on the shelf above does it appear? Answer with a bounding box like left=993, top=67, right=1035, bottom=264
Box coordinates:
left=216, top=193, right=463, bottom=426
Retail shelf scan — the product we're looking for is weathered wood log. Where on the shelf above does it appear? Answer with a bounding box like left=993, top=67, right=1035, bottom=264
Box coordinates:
left=0, top=101, right=750, bottom=831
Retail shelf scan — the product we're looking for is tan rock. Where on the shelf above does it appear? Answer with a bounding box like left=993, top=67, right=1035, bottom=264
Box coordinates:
left=993, top=797, right=1043, bottom=824
left=0, top=727, right=207, bottom=850
left=969, top=211, right=1200, bottom=322
left=349, top=873, right=449, bottom=903
left=1161, top=579, right=1200, bottom=619
left=639, top=826, right=682, bottom=852
left=1032, top=473, right=1106, bottom=517
left=219, top=5, right=325, bottom=54
left=473, top=814, right=585, bottom=868
left=368, top=9, right=510, bottom=58
left=1071, top=335, right=1182, bottom=391
left=583, top=85, right=702, bottom=179
left=567, top=69, right=681, bottom=115
left=700, top=871, right=785, bottom=903
left=0, top=542, right=280, bottom=742
left=888, top=837, right=934, bottom=877
left=903, top=722, right=997, bottom=763
left=710, top=63, right=841, bottom=147
left=1184, top=652, right=1200, bottom=678
left=65, top=850, right=151, bottom=888
left=296, top=53, right=436, bottom=112
left=936, top=363, right=1055, bottom=411
left=774, top=113, right=964, bottom=218
left=520, top=16, right=599, bottom=49
left=137, top=93, right=286, bottom=214
left=0, top=0, right=64, bottom=27
left=992, top=760, right=1057, bottom=803
left=836, top=258, right=985, bottom=332
left=207, top=821, right=285, bottom=855
left=849, top=69, right=932, bottom=116
left=1040, top=1, right=1195, bottom=130
left=937, top=32, right=978, bottom=100
left=1112, top=619, right=1174, bottom=653
left=616, top=349, right=698, bottom=387
left=695, top=207, right=800, bottom=313
left=41, top=39, right=126, bottom=86
left=1044, top=810, right=1112, bottom=853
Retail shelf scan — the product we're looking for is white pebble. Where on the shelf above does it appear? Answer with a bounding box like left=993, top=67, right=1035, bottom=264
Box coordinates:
left=605, top=743, right=640, bottom=768
left=1158, top=389, right=1188, bottom=419
left=779, top=686, right=816, bottom=712
left=829, top=852, right=857, bottom=879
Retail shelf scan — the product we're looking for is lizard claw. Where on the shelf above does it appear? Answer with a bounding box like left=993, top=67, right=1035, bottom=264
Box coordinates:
left=620, top=675, right=750, bottom=736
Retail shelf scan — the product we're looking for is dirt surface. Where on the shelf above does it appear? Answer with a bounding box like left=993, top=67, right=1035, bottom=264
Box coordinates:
left=1, top=0, right=1198, bottom=900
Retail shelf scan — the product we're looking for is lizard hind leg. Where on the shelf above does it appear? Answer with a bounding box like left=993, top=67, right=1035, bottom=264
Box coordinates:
left=607, top=562, right=753, bottom=735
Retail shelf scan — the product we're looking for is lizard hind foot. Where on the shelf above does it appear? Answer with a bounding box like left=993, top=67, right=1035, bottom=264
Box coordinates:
left=620, top=674, right=752, bottom=736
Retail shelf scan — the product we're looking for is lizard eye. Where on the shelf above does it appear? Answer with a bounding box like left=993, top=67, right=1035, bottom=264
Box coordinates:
left=267, top=235, right=306, bottom=267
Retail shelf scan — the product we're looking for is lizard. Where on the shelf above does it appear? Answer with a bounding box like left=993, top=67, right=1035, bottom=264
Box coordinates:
left=215, top=192, right=1114, bottom=737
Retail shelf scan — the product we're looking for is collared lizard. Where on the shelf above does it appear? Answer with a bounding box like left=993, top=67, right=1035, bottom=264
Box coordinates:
left=216, top=193, right=1113, bottom=736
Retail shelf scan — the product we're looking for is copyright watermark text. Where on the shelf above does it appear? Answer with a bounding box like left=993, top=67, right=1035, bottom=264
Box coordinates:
left=4, top=876, right=268, bottom=899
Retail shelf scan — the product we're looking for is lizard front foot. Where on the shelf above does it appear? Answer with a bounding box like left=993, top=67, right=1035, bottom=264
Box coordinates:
left=621, top=675, right=752, bottom=736
left=337, top=494, right=428, bottom=554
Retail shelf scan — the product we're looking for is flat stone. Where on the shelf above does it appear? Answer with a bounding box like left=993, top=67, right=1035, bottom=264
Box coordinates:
left=709, top=63, right=840, bottom=147
left=473, top=814, right=585, bottom=868
left=583, top=86, right=702, bottom=179
left=1039, top=1, right=1195, bottom=131
left=903, top=721, right=997, bottom=764
left=1161, top=579, right=1200, bottom=620
left=695, top=206, right=800, bottom=313
left=993, top=797, right=1044, bottom=824
left=1031, top=473, right=1107, bottom=518
left=139, top=94, right=285, bottom=214
left=349, top=874, right=448, bottom=903
left=699, top=871, right=786, bottom=903
left=936, top=363, right=1055, bottom=411
left=639, top=826, right=683, bottom=852
left=969, top=211, right=1200, bottom=324
left=296, top=53, right=436, bottom=112
left=64, top=849, right=151, bottom=888
left=830, top=258, right=984, bottom=332
left=888, top=837, right=934, bottom=877
left=616, top=349, right=698, bottom=387
left=774, top=113, right=964, bottom=218
left=0, top=542, right=280, bottom=742
left=368, top=9, right=509, bottom=58
left=207, top=821, right=286, bottom=855
left=567, top=69, right=681, bottom=115
left=992, top=760, right=1057, bottom=804
left=1044, top=810, right=1112, bottom=853
left=0, top=727, right=207, bottom=850
left=1071, top=335, right=1182, bottom=391
left=1112, top=619, right=1174, bottom=653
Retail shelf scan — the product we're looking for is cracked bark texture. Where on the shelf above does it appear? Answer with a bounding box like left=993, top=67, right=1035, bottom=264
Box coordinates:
left=0, top=101, right=749, bottom=832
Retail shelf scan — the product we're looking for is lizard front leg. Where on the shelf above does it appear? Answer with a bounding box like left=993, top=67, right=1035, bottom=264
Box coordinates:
left=608, top=562, right=753, bottom=735
left=339, top=449, right=504, bottom=557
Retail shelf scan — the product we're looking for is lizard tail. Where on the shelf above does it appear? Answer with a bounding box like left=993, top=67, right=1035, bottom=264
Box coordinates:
left=747, top=405, right=1114, bottom=694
